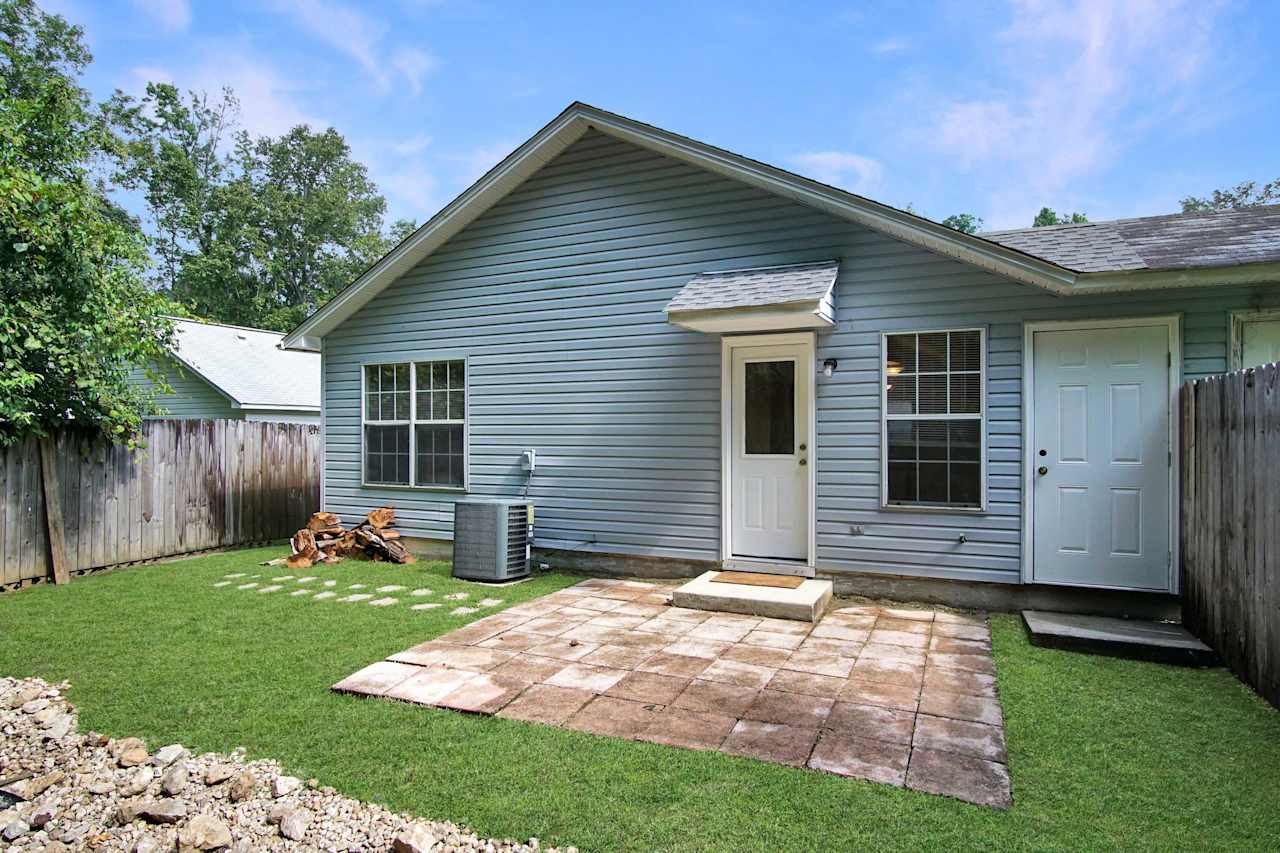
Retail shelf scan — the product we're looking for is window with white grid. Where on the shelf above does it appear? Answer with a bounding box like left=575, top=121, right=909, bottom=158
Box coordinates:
left=363, top=359, right=466, bottom=488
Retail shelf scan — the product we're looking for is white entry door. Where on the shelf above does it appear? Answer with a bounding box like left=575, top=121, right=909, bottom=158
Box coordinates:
left=1031, top=323, right=1173, bottom=591
left=730, top=343, right=810, bottom=561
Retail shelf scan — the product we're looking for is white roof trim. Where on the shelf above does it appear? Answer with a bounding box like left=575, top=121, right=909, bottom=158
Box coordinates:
left=281, top=103, right=1094, bottom=350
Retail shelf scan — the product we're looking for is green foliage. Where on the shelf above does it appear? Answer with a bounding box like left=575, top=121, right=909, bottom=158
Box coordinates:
left=941, top=212, right=983, bottom=234
left=110, top=84, right=407, bottom=331
left=1032, top=207, right=1088, bottom=227
left=0, top=0, right=174, bottom=447
left=1181, top=178, right=1280, bottom=213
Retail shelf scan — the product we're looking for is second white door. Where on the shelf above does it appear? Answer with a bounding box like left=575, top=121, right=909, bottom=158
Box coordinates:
left=730, top=343, right=809, bottom=561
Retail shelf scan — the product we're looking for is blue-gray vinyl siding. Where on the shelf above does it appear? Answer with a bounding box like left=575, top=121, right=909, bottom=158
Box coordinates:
left=322, top=130, right=1280, bottom=584
left=128, top=358, right=239, bottom=420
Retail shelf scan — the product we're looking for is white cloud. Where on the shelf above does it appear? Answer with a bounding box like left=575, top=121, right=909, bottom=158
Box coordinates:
left=930, top=0, right=1226, bottom=227
left=789, top=151, right=885, bottom=195
left=270, top=0, right=439, bottom=95
left=391, top=134, right=433, bottom=156
left=125, top=51, right=323, bottom=139
left=392, top=47, right=441, bottom=96
left=450, top=141, right=519, bottom=187
left=870, top=37, right=909, bottom=54
left=130, top=0, right=190, bottom=33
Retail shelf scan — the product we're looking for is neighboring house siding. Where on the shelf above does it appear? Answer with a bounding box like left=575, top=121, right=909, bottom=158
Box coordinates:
left=128, top=358, right=239, bottom=420
left=322, top=130, right=1280, bottom=583
left=244, top=410, right=321, bottom=425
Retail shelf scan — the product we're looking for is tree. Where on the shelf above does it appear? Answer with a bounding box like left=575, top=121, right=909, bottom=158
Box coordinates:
left=1180, top=179, right=1280, bottom=213
left=941, top=212, right=983, bottom=234
left=240, top=126, right=389, bottom=330
left=0, top=0, right=174, bottom=446
left=111, top=85, right=404, bottom=331
left=1033, top=207, right=1088, bottom=227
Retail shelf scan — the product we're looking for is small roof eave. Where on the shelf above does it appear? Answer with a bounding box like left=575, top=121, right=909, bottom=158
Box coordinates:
left=666, top=301, right=835, bottom=334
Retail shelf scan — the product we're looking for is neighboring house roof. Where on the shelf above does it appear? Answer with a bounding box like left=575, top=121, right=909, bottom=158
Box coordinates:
left=982, top=205, right=1280, bottom=274
left=281, top=103, right=1280, bottom=351
left=164, top=318, right=321, bottom=412
left=666, top=260, right=840, bottom=313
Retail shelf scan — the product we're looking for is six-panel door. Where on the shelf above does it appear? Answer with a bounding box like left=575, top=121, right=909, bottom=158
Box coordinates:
left=1031, top=324, right=1172, bottom=591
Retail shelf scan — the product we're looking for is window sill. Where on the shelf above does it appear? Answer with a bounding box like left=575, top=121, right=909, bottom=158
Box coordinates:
left=361, top=482, right=469, bottom=494
left=879, top=503, right=987, bottom=515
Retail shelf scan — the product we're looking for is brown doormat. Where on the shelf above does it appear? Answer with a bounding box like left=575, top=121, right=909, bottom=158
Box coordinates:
left=711, top=571, right=805, bottom=589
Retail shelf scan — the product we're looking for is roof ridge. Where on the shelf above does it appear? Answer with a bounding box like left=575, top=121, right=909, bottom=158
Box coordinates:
left=168, top=316, right=287, bottom=339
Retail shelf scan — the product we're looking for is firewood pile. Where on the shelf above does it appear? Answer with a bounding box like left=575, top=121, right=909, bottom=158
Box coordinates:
left=283, top=507, right=415, bottom=569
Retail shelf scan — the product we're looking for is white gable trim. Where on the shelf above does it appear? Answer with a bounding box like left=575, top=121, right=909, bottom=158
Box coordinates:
left=282, top=103, right=1088, bottom=351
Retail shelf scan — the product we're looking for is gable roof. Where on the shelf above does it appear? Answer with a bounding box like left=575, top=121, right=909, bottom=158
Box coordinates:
left=166, top=318, right=320, bottom=412
left=281, top=103, right=1280, bottom=350
left=982, top=205, right=1280, bottom=274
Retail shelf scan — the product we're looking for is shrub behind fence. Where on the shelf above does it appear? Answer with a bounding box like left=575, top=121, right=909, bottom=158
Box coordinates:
left=1181, top=363, right=1280, bottom=709
left=0, top=419, right=320, bottom=587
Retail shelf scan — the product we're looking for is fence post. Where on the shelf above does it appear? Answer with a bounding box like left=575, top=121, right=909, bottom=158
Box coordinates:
left=38, top=438, right=70, bottom=585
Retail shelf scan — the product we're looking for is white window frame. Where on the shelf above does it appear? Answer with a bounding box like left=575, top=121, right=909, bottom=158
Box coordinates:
left=1229, top=308, right=1280, bottom=370
left=360, top=355, right=470, bottom=492
left=879, top=327, right=987, bottom=513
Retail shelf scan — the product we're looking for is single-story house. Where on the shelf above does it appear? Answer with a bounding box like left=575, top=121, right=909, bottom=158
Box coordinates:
left=131, top=318, right=321, bottom=424
left=281, top=102, right=1280, bottom=609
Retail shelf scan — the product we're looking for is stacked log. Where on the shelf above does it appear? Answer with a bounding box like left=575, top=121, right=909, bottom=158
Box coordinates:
left=283, top=508, right=415, bottom=569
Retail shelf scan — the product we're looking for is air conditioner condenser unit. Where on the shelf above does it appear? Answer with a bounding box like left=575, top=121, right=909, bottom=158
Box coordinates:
left=451, top=499, right=534, bottom=582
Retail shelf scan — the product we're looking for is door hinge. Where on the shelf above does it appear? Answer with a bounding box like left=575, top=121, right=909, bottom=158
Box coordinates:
left=1167, top=351, right=1172, bottom=367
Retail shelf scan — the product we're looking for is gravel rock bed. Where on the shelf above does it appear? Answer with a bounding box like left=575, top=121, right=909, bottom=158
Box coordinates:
left=0, top=677, right=570, bottom=852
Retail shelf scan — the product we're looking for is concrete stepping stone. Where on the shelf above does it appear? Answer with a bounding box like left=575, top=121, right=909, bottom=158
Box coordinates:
left=479, top=598, right=504, bottom=607
left=237, top=583, right=259, bottom=590
left=411, top=603, right=442, bottom=611
left=376, top=585, right=406, bottom=593
left=276, top=575, right=295, bottom=581
left=223, top=573, right=246, bottom=578
left=452, top=606, right=478, bottom=615
left=323, top=580, right=337, bottom=587
left=444, top=592, right=469, bottom=601
left=410, top=588, right=433, bottom=597
left=348, top=584, right=367, bottom=590
left=296, top=576, right=317, bottom=583
left=312, top=591, right=337, bottom=600
left=212, top=581, right=232, bottom=587
left=257, top=585, right=283, bottom=593
left=369, top=597, right=399, bottom=607
left=290, top=589, right=313, bottom=597
left=340, top=594, right=373, bottom=603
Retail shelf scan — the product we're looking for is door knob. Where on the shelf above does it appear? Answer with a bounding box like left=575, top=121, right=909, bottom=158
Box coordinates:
left=1037, top=466, right=1048, bottom=476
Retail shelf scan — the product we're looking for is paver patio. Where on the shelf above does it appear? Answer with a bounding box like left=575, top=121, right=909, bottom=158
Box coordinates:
left=334, top=577, right=1011, bottom=808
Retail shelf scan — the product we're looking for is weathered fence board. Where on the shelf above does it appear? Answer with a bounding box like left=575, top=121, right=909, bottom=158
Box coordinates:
left=1182, top=363, right=1280, bottom=709
left=0, top=420, right=320, bottom=586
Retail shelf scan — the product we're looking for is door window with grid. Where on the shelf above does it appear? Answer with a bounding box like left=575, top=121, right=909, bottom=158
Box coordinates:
left=883, top=329, right=984, bottom=508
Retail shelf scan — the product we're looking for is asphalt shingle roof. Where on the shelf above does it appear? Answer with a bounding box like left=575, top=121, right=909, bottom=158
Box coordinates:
left=981, top=204, right=1280, bottom=274
left=665, top=260, right=840, bottom=313
left=170, top=319, right=320, bottom=410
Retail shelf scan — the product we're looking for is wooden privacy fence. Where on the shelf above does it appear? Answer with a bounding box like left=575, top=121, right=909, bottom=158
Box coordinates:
left=1181, top=363, right=1280, bottom=709
left=0, top=419, right=320, bottom=587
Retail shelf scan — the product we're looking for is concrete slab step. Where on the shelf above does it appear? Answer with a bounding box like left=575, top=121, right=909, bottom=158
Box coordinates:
left=672, top=571, right=832, bottom=622
left=1022, top=610, right=1218, bottom=667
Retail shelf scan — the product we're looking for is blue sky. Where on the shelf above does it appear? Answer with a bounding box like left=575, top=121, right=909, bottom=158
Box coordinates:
left=50, top=0, right=1280, bottom=230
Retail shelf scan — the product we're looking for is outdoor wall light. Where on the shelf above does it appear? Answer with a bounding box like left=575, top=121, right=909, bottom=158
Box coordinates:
left=823, top=358, right=838, bottom=377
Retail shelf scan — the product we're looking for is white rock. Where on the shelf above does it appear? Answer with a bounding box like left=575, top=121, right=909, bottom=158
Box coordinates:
left=177, top=813, right=233, bottom=851
left=121, top=766, right=155, bottom=796
left=2, top=819, right=29, bottom=841
left=152, top=744, right=186, bottom=767
left=161, top=762, right=188, bottom=795
left=272, top=775, right=303, bottom=797
left=393, top=823, right=438, bottom=852
left=279, top=806, right=312, bottom=841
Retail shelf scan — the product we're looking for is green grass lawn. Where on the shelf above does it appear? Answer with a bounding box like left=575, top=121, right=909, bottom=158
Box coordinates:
left=1, top=548, right=1277, bottom=852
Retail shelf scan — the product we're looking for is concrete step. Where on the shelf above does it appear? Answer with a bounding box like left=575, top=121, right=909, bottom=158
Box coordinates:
left=672, top=571, right=832, bottom=622
left=1022, top=610, right=1218, bottom=667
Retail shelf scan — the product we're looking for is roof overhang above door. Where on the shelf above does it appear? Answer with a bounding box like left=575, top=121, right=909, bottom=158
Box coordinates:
left=664, top=260, right=838, bottom=334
